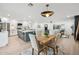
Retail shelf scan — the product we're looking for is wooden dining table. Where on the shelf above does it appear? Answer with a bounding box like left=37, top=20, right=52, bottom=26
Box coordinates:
left=36, top=35, right=56, bottom=54
left=37, top=35, right=56, bottom=44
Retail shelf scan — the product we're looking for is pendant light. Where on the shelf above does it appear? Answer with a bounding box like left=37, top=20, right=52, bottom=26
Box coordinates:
left=41, top=4, right=54, bottom=17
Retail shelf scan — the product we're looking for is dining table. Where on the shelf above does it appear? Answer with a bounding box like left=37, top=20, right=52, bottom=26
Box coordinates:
left=37, top=35, right=56, bottom=54
left=37, top=35, right=56, bottom=44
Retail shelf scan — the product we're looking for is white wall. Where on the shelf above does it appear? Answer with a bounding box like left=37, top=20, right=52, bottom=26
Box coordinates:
left=29, top=17, right=74, bottom=35
left=9, top=20, right=17, bottom=36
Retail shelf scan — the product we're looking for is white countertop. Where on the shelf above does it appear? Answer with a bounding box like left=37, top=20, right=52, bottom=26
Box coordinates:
left=18, top=29, right=35, bottom=33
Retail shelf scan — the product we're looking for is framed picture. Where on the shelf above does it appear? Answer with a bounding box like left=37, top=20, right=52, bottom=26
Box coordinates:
left=53, top=24, right=61, bottom=30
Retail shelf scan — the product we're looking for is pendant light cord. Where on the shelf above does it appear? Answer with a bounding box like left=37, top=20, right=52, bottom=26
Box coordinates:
left=46, top=4, right=49, bottom=11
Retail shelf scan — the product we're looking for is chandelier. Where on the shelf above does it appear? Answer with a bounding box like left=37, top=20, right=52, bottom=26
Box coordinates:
left=41, top=4, right=54, bottom=17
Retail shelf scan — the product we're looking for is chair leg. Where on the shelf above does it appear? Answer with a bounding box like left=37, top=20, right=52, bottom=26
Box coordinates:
left=45, top=47, right=48, bottom=55
left=32, top=48, right=34, bottom=55
left=55, top=46, right=59, bottom=55
left=53, top=48, right=55, bottom=55
left=38, top=51, right=40, bottom=55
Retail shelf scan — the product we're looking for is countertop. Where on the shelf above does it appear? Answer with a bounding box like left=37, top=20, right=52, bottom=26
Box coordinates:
left=18, top=29, right=35, bottom=33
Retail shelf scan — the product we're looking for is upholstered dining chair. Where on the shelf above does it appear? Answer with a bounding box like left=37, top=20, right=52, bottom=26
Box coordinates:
left=29, top=33, right=47, bottom=55
left=55, top=33, right=66, bottom=55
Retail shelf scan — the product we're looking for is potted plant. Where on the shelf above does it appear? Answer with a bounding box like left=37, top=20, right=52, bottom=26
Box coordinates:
left=44, top=32, right=49, bottom=38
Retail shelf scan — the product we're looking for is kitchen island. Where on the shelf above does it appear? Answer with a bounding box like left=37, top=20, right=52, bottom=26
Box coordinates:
left=17, top=30, right=35, bottom=42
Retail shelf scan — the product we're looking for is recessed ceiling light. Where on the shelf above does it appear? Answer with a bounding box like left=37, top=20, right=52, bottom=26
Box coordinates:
left=7, top=14, right=10, bottom=17
left=28, top=16, right=31, bottom=18
left=67, top=16, right=71, bottom=18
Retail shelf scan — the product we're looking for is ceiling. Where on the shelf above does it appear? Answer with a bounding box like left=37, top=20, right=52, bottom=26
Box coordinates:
left=0, top=3, right=79, bottom=23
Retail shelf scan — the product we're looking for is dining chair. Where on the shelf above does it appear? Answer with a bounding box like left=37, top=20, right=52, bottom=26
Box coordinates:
left=48, top=33, right=65, bottom=55
left=29, top=33, right=47, bottom=55
left=35, top=29, right=44, bottom=37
